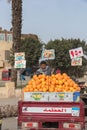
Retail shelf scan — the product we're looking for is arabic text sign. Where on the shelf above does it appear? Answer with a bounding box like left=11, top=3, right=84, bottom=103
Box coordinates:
left=14, top=60, right=26, bottom=68
left=42, top=49, right=55, bottom=60
left=71, top=57, right=82, bottom=66
left=15, top=52, right=25, bottom=61
left=22, top=107, right=72, bottom=114
left=69, top=47, right=83, bottom=59
left=22, top=107, right=79, bottom=116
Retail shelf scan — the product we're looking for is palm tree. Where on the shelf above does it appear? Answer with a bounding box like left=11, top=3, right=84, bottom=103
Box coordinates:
left=8, top=0, right=22, bottom=87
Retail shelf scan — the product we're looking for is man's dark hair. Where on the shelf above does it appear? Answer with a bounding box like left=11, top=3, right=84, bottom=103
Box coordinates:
left=40, top=61, right=47, bottom=65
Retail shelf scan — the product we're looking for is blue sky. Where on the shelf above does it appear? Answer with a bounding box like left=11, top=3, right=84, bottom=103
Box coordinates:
left=0, top=0, right=87, bottom=43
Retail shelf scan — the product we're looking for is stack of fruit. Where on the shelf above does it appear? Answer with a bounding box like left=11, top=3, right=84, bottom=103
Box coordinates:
left=22, top=73, right=80, bottom=93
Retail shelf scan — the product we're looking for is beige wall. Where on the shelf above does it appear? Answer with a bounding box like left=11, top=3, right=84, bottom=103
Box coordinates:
left=0, top=82, right=21, bottom=98
left=0, top=41, right=12, bottom=50
left=0, top=41, right=12, bottom=60
left=0, top=41, right=12, bottom=80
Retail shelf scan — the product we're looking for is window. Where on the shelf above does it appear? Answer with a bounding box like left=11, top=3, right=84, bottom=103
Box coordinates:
left=5, top=50, right=10, bottom=60
left=0, top=33, right=5, bottom=40
left=7, top=34, right=13, bottom=42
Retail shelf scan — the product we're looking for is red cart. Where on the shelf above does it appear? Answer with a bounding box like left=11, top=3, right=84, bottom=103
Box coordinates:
left=18, top=100, right=85, bottom=130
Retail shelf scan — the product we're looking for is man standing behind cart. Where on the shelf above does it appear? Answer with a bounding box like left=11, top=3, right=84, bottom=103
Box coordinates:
left=36, top=60, right=52, bottom=76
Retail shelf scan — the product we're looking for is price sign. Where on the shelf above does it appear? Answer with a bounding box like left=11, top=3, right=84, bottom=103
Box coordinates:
left=14, top=60, right=26, bottom=68
left=15, top=52, right=25, bottom=61
left=69, top=47, right=83, bottom=59
left=42, top=49, right=55, bottom=60
left=71, top=57, right=82, bottom=66
left=14, top=52, right=26, bottom=68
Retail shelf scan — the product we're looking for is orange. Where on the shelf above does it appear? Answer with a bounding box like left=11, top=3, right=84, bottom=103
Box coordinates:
left=51, top=74, right=56, bottom=78
left=36, top=85, right=40, bottom=90
left=34, top=88, right=38, bottom=92
left=55, top=80, right=59, bottom=85
left=28, top=80, right=33, bottom=85
left=58, top=80, right=63, bottom=85
left=42, top=87, right=47, bottom=92
left=23, top=73, right=81, bottom=92
left=41, top=81, right=46, bottom=85
left=51, top=81, right=56, bottom=85
left=49, top=86, right=54, bottom=92
left=64, top=81, right=69, bottom=86
left=33, top=75, right=38, bottom=79
left=24, top=87, right=29, bottom=92
left=75, top=87, right=81, bottom=92
left=54, top=87, right=58, bottom=92
left=29, top=87, right=34, bottom=92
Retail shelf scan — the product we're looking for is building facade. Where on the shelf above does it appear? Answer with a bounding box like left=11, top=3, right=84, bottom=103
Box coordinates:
left=0, top=27, right=38, bottom=80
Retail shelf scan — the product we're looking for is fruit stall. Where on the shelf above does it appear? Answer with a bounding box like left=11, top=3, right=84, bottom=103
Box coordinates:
left=22, top=73, right=81, bottom=102
left=17, top=73, right=86, bottom=130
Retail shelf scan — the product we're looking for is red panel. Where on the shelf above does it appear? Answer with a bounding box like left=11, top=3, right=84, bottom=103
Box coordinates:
left=18, top=100, right=85, bottom=130
left=18, top=100, right=85, bottom=117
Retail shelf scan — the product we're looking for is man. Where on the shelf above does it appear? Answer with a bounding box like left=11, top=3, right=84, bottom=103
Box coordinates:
left=20, top=68, right=26, bottom=80
left=36, top=61, right=51, bottom=75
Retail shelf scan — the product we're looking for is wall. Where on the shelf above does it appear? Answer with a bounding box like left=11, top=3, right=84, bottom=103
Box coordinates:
left=0, top=41, right=12, bottom=80
left=0, top=81, right=22, bottom=99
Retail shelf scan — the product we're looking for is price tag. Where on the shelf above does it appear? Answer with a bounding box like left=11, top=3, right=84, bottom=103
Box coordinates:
left=69, top=47, right=83, bottom=59
left=72, top=107, right=80, bottom=116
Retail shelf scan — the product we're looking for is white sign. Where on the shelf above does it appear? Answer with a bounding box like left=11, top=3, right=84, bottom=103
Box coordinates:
left=22, top=107, right=72, bottom=114
left=71, top=57, right=82, bottom=66
left=69, top=47, right=83, bottom=59
left=14, top=60, right=26, bottom=68
left=14, top=52, right=26, bottom=68
left=22, top=107, right=80, bottom=116
left=15, top=52, right=25, bottom=61
left=42, top=49, right=55, bottom=60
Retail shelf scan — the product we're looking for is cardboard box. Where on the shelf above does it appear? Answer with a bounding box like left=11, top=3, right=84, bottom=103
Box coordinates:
left=23, top=92, right=80, bottom=102
left=49, top=92, right=80, bottom=102
left=49, top=92, right=73, bottom=102
left=23, top=92, right=49, bottom=101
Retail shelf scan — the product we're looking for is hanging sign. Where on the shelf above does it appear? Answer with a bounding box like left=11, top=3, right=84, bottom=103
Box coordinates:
left=14, top=60, right=26, bottom=68
left=15, top=52, right=25, bottom=61
left=14, top=52, right=26, bottom=68
left=42, top=49, right=55, bottom=60
left=71, top=57, right=82, bottom=66
left=69, top=47, right=83, bottom=59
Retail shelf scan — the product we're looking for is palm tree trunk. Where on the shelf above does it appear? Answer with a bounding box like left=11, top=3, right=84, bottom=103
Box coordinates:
left=11, top=0, right=22, bottom=87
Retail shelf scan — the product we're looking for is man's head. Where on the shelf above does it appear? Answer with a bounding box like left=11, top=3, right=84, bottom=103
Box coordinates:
left=40, top=61, right=47, bottom=69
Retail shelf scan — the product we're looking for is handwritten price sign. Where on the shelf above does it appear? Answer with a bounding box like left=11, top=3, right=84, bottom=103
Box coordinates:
left=14, top=52, right=26, bottom=68
left=71, top=57, right=82, bottom=66
left=14, top=60, right=26, bottom=68
left=42, top=49, right=55, bottom=60
left=15, top=52, right=25, bottom=61
left=69, top=47, right=83, bottom=59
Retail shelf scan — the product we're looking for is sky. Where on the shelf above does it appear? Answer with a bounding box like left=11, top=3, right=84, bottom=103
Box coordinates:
left=0, top=0, right=87, bottom=43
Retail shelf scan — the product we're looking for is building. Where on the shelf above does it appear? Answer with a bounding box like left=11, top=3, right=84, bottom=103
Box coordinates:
left=0, top=27, right=38, bottom=80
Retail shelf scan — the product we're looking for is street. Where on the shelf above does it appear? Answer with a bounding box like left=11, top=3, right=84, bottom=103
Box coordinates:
left=1, top=117, right=87, bottom=130
left=2, top=117, right=17, bottom=130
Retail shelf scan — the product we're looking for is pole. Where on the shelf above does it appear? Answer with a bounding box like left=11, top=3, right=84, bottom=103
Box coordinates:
left=42, top=44, right=45, bottom=60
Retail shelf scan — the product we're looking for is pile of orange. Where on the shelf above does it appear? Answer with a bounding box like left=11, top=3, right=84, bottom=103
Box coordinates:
left=22, top=73, right=80, bottom=92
